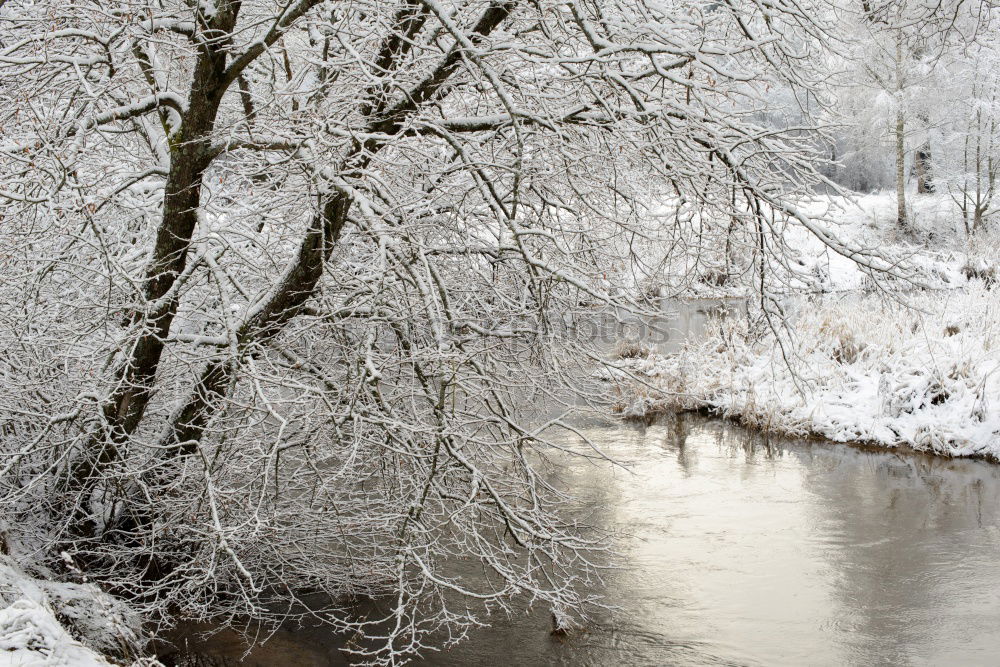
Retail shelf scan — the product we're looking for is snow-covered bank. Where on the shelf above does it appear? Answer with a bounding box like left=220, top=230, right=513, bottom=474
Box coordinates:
left=0, top=599, right=115, bottom=666
left=613, top=282, right=1000, bottom=459
left=0, top=556, right=148, bottom=666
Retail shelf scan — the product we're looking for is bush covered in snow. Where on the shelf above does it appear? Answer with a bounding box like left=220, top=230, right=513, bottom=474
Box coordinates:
left=615, top=282, right=1000, bottom=459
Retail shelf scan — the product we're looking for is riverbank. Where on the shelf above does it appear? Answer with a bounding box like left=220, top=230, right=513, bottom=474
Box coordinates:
left=610, top=281, right=1000, bottom=460
left=0, top=555, right=148, bottom=666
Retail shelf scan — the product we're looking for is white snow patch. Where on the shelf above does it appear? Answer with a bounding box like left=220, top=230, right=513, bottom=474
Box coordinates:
left=0, top=556, right=149, bottom=666
left=658, top=191, right=985, bottom=298
left=0, top=599, right=114, bottom=666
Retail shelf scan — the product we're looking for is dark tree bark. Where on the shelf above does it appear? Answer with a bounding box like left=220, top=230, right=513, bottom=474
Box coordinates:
left=62, top=1, right=522, bottom=548
left=915, top=145, right=934, bottom=193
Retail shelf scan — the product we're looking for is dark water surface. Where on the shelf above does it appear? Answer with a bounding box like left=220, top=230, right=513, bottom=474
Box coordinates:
left=164, top=414, right=1000, bottom=666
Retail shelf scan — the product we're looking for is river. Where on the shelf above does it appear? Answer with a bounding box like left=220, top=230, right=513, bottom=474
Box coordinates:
left=163, top=411, right=1000, bottom=666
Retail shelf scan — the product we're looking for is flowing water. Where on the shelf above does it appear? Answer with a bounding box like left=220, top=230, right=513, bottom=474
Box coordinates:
left=163, top=413, right=1000, bottom=666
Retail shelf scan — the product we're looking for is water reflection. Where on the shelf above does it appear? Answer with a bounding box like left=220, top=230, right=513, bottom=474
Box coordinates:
left=163, top=414, right=1000, bottom=666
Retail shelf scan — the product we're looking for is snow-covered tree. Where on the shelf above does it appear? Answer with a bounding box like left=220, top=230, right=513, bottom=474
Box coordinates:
left=828, top=0, right=986, bottom=223
left=0, top=0, right=895, bottom=661
left=936, top=5, right=1000, bottom=234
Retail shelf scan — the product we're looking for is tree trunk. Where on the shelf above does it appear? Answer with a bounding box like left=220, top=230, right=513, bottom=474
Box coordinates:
left=894, top=36, right=907, bottom=226
left=63, top=8, right=235, bottom=506
left=895, top=109, right=907, bottom=226
left=915, top=144, right=933, bottom=193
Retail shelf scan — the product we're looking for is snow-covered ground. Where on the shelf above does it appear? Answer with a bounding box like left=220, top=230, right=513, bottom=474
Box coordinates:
left=612, top=281, right=1000, bottom=459
left=659, top=191, right=988, bottom=297
left=782, top=192, right=967, bottom=292
left=0, top=556, right=148, bottom=666
left=0, top=599, right=115, bottom=666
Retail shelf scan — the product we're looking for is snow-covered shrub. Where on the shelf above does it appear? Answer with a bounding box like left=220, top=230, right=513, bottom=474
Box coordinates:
left=962, top=228, right=1000, bottom=286
left=817, top=316, right=868, bottom=365
left=614, top=340, right=653, bottom=360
